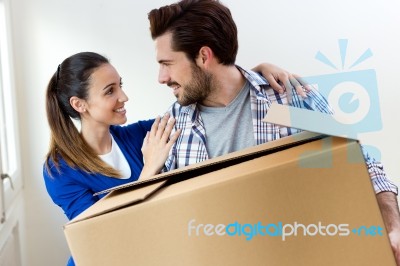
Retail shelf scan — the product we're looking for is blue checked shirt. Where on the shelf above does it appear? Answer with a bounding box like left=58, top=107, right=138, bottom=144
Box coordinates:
left=163, top=66, right=398, bottom=195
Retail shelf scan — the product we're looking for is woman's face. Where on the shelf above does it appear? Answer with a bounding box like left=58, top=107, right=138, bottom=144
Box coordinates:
left=82, top=63, right=128, bottom=128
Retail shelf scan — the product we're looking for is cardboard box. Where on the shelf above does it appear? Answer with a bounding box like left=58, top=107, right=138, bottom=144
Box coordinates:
left=64, top=105, right=396, bottom=266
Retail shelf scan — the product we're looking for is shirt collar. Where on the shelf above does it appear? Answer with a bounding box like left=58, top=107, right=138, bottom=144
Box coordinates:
left=235, top=65, right=270, bottom=96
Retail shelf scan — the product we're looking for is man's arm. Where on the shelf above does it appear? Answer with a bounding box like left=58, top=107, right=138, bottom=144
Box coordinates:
left=376, top=192, right=400, bottom=265
left=253, top=64, right=400, bottom=263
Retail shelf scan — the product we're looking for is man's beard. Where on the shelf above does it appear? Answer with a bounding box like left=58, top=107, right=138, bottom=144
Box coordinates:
left=177, top=64, right=213, bottom=106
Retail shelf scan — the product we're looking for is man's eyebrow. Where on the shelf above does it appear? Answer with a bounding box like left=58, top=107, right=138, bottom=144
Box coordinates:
left=158, top=59, right=173, bottom=64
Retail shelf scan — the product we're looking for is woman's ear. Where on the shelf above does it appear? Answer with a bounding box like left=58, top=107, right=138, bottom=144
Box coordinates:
left=70, top=96, right=87, bottom=113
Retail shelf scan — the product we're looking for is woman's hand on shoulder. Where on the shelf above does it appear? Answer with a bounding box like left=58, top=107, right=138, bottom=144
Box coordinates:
left=252, top=62, right=311, bottom=98
left=140, top=114, right=181, bottom=178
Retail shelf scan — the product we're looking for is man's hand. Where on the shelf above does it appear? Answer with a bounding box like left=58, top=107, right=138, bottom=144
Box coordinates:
left=251, top=62, right=310, bottom=98
left=376, top=191, right=400, bottom=265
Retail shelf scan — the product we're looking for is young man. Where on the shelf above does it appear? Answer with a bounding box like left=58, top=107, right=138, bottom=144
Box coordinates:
left=148, top=0, right=400, bottom=262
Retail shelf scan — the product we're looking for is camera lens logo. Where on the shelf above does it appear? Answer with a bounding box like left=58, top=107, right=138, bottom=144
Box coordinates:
left=329, top=81, right=370, bottom=126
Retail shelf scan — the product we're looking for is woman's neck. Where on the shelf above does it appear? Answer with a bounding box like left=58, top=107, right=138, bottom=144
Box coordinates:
left=80, top=123, right=112, bottom=155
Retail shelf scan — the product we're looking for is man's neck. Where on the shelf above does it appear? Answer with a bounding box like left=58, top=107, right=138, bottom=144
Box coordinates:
left=200, top=65, right=246, bottom=107
left=201, top=65, right=245, bottom=107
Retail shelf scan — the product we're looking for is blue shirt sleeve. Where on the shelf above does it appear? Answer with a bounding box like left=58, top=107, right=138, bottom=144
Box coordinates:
left=44, top=119, right=156, bottom=221
left=43, top=160, right=100, bottom=220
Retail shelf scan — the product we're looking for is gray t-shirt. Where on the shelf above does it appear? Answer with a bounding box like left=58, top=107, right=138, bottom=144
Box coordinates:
left=199, top=81, right=254, bottom=158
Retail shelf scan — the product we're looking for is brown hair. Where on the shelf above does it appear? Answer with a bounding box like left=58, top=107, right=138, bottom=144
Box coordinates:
left=148, top=0, right=238, bottom=65
left=45, top=52, right=120, bottom=178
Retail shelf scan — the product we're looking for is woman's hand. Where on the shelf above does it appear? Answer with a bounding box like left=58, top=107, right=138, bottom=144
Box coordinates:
left=252, top=62, right=311, bottom=98
left=140, top=114, right=181, bottom=179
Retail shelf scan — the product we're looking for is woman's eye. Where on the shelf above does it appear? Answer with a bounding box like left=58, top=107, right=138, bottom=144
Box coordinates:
left=105, top=88, right=113, bottom=95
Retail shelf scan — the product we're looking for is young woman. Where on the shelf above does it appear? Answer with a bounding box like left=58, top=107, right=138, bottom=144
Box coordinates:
left=43, top=52, right=180, bottom=225
left=43, top=51, right=307, bottom=266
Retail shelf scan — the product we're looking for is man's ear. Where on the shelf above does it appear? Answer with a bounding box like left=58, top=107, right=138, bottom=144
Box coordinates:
left=195, top=46, right=213, bottom=69
left=70, top=96, right=87, bottom=113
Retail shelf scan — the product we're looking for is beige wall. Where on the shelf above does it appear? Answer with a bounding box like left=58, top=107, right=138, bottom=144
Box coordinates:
left=8, top=0, right=400, bottom=265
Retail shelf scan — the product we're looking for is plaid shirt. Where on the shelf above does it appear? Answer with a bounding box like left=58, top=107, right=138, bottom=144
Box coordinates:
left=163, top=66, right=398, bottom=194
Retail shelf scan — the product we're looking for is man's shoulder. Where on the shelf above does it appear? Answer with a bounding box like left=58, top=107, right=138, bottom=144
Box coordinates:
left=236, top=65, right=270, bottom=87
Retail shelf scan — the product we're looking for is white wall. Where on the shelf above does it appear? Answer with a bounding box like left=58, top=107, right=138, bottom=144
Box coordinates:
left=8, top=0, right=400, bottom=265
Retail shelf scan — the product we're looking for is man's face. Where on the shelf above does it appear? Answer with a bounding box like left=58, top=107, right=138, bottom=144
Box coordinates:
left=155, top=32, right=212, bottom=106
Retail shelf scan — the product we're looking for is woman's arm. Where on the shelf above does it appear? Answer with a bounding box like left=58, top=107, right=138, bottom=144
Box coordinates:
left=252, top=62, right=310, bottom=98
left=43, top=163, right=100, bottom=220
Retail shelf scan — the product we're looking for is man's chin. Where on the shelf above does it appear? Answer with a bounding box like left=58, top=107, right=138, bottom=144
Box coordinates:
left=176, top=97, right=188, bottom=106
left=176, top=94, right=199, bottom=106
left=177, top=100, right=189, bottom=106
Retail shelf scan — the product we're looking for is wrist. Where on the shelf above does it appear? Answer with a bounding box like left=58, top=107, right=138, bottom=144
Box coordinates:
left=139, top=163, right=161, bottom=181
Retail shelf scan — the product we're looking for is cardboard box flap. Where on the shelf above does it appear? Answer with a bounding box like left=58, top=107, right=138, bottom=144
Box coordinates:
left=94, top=130, right=324, bottom=197
left=263, top=103, right=358, bottom=140
left=67, top=180, right=167, bottom=224
left=68, top=131, right=327, bottom=224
